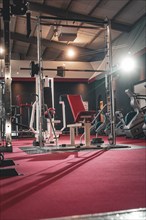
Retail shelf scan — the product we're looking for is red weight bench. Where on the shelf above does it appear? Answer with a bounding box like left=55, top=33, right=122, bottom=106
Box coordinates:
left=67, top=94, right=96, bottom=147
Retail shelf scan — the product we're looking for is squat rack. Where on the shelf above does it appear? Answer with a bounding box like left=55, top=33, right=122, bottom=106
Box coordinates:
left=0, top=10, right=116, bottom=151
left=34, top=15, right=116, bottom=147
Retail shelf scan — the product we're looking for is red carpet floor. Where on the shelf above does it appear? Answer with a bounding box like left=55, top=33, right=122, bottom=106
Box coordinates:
left=0, top=135, right=146, bottom=220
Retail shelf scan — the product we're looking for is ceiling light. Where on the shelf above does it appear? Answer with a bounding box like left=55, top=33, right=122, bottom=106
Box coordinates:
left=120, top=53, right=136, bottom=73
left=0, top=47, right=4, bottom=55
left=11, top=0, right=28, bottom=15
left=67, top=48, right=75, bottom=58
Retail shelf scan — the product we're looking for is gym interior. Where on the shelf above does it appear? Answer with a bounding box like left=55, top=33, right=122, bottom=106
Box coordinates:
left=0, top=1, right=146, bottom=220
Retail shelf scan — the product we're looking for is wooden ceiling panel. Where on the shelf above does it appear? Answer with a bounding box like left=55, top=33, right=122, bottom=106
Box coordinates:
left=91, top=0, right=130, bottom=20
left=69, top=0, right=100, bottom=15
left=115, top=0, right=146, bottom=24
left=45, top=0, right=72, bottom=9
left=25, top=44, right=37, bottom=59
left=13, top=41, right=28, bottom=55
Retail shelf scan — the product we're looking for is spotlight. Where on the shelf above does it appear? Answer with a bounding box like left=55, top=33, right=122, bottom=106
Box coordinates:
left=67, top=48, right=75, bottom=58
left=120, top=54, right=136, bottom=73
left=11, top=0, right=28, bottom=15
left=0, top=47, right=4, bottom=55
left=0, top=47, right=4, bottom=59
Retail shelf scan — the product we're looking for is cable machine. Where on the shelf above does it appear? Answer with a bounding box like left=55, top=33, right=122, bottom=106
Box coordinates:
left=0, top=80, right=5, bottom=145
left=0, top=0, right=29, bottom=176
left=1, top=0, right=12, bottom=152
left=105, top=20, right=116, bottom=145
left=0, top=0, right=29, bottom=153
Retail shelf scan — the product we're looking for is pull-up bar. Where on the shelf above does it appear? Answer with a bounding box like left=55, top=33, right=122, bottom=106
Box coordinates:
left=39, top=15, right=108, bottom=26
left=41, top=22, right=106, bottom=30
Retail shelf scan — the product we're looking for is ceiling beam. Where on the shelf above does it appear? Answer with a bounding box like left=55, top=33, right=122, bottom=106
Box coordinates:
left=9, top=31, right=93, bottom=52
left=0, top=30, right=105, bottom=61
left=29, top=2, right=132, bottom=32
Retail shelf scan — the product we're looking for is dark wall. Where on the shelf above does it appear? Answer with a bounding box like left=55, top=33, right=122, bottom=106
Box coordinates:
left=12, top=81, right=35, bottom=105
left=11, top=80, right=89, bottom=129
left=12, top=81, right=35, bottom=128
left=89, top=78, right=106, bottom=112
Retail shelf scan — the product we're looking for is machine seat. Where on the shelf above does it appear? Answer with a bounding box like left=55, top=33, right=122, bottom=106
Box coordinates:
left=67, top=94, right=96, bottom=123
left=75, top=110, right=96, bottom=123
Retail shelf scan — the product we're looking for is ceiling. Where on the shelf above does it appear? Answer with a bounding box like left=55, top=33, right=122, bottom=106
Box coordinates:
left=0, top=0, right=146, bottom=63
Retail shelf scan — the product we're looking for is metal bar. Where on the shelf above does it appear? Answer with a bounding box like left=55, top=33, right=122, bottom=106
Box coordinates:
left=3, top=0, right=12, bottom=150
left=0, top=82, right=4, bottom=142
left=36, top=17, right=44, bottom=147
left=29, top=2, right=131, bottom=32
left=20, top=67, right=106, bottom=73
left=45, top=69, right=106, bottom=73
left=41, top=22, right=105, bottom=30
left=106, top=20, right=116, bottom=146
left=40, top=15, right=108, bottom=25
left=136, top=95, right=146, bottom=99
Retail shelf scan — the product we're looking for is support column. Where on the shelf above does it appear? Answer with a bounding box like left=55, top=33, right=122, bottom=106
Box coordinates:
left=106, top=19, right=116, bottom=145
left=84, top=122, right=91, bottom=147
left=36, top=17, right=44, bottom=147
left=3, top=0, right=12, bottom=151
left=70, top=127, right=75, bottom=145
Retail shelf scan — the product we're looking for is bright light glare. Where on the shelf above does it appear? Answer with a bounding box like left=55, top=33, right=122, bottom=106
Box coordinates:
left=0, top=47, right=4, bottom=55
left=67, top=48, right=75, bottom=58
left=120, top=56, right=136, bottom=72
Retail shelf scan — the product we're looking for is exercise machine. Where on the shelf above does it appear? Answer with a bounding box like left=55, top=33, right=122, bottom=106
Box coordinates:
left=59, top=95, right=67, bottom=133
left=143, top=115, right=146, bottom=136
left=0, top=0, right=29, bottom=177
left=115, top=111, right=126, bottom=136
left=142, top=85, right=146, bottom=136
left=0, top=0, right=29, bottom=151
left=0, top=80, right=5, bottom=145
left=90, top=104, right=107, bottom=145
left=103, top=112, right=111, bottom=136
left=124, top=89, right=145, bottom=138
left=29, top=77, right=60, bottom=146
left=104, top=111, right=126, bottom=137
left=25, top=15, right=118, bottom=148
left=67, top=94, right=96, bottom=147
